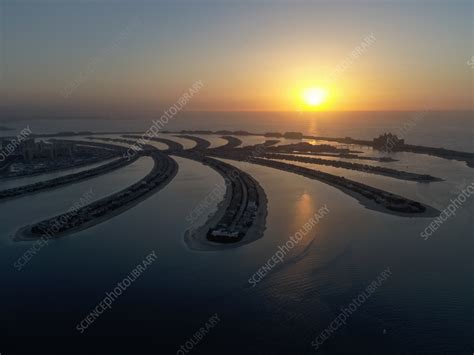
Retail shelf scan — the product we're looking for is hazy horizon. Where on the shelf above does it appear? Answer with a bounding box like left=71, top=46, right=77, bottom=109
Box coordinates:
left=1, top=0, right=473, bottom=117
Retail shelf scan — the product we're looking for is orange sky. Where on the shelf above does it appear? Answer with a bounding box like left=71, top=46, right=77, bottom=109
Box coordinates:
left=1, top=1, right=472, bottom=116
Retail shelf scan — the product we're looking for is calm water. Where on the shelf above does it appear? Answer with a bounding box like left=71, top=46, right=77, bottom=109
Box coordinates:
left=1, top=110, right=473, bottom=151
left=0, top=114, right=472, bottom=353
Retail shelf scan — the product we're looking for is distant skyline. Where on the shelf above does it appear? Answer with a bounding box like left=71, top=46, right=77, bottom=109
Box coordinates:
left=1, top=0, right=473, bottom=117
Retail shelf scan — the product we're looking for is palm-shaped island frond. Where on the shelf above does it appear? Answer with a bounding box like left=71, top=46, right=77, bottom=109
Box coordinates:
left=4, top=130, right=458, bottom=249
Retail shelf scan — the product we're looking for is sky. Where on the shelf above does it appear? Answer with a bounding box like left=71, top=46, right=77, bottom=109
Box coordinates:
left=0, top=0, right=472, bottom=118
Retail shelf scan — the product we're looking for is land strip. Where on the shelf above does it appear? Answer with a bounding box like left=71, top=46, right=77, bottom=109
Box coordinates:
left=0, top=156, right=139, bottom=201
left=122, top=135, right=184, bottom=153
left=176, top=151, right=267, bottom=249
left=174, top=135, right=211, bottom=150
left=15, top=150, right=178, bottom=241
left=208, top=151, right=439, bottom=217
left=0, top=140, right=119, bottom=180
left=260, top=153, right=441, bottom=182
left=215, top=136, right=242, bottom=149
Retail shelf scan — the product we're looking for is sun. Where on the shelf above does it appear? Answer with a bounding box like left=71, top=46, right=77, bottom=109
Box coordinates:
left=302, top=87, right=327, bottom=107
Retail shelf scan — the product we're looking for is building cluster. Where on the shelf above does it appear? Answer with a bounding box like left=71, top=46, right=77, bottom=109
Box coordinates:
left=373, top=133, right=405, bottom=150
left=0, top=138, right=121, bottom=178
left=0, top=138, right=77, bottom=161
left=192, top=156, right=261, bottom=243
left=0, top=154, right=136, bottom=200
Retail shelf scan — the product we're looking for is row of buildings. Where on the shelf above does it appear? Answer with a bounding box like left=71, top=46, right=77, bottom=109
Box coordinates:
left=0, top=138, right=77, bottom=161
left=29, top=151, right=177, bottom=238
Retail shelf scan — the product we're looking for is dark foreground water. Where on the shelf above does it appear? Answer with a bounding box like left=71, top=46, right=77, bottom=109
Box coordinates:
left=0, top=114, right=472, bottom=354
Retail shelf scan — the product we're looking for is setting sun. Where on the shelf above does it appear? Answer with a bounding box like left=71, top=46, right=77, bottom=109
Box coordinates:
left=302, top=87, right=328, bottom=107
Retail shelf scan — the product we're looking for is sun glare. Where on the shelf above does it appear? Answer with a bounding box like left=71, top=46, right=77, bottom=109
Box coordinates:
left=302, top=87, right=327, bottom=107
